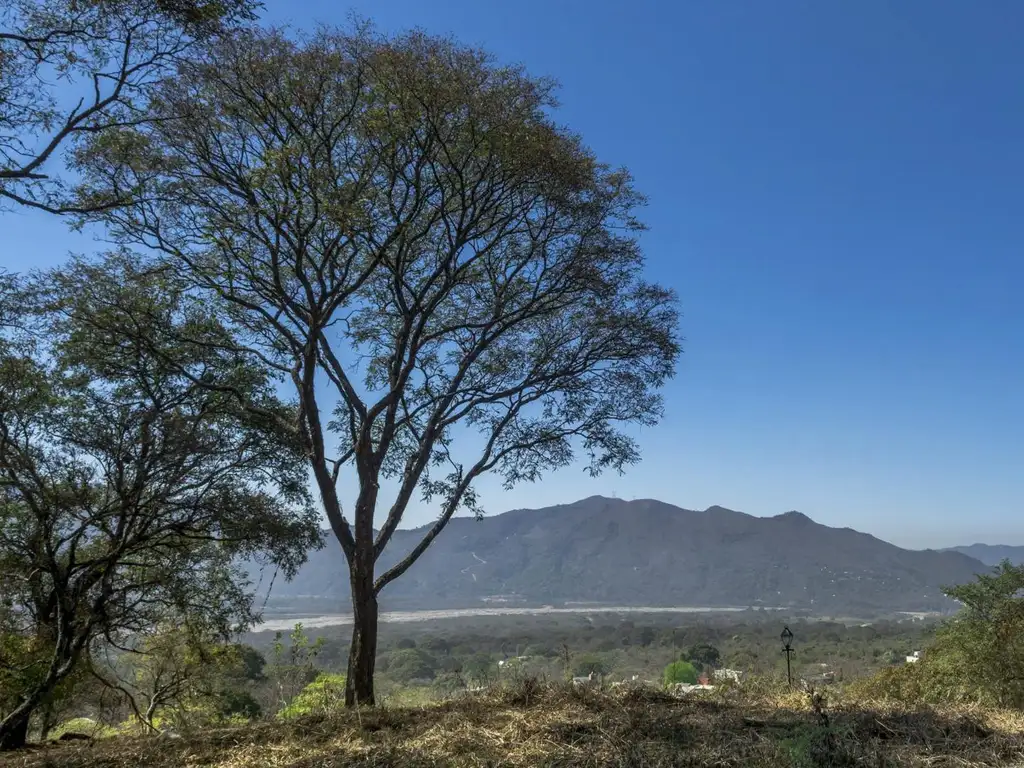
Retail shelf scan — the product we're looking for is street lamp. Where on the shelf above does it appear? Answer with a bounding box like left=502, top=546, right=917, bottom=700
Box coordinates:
left=781, top=626, right=794, bottom=687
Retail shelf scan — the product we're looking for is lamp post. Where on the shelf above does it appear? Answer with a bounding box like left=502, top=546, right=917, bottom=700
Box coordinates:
left=781, top=626, right=794, bottom=687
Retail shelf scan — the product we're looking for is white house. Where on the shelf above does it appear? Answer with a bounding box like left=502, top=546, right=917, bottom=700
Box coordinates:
left=713, top=668, right=744, bottom=684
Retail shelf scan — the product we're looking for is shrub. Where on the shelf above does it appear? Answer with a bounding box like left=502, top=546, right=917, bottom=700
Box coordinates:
left=846, top=663, right=923, bottom=704
left=572, top=653, right=609, bottom=678
left=278, top=673, right=347, bottom=719
left=379, top=648, right=437, bottom=683
left=663, top=661, right=698, bottom=686
left=216, top=689, right=262, bottom=720
left=851, top=562, right=1024, bottom=709
left=49, top=717, right=119, bottom=740
left=431, top=671, right=466, bottom=697
left=463, top=653, right=495, bottom=685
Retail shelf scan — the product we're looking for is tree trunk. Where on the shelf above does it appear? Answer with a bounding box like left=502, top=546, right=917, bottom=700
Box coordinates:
left=144, top=698, right=159, bottom=731
left=38, top=699, right=56, bottom=743
left=0, top=621, right=88, bottom=750
left=0, top=702, right=34, bottom=751
left=345, top=568, right=379, bottom=707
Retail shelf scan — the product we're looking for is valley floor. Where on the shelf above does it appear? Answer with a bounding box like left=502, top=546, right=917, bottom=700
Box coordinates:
left=4, top=683, right=1023, bottom=768
left=253, top=605, right=761, bottom=632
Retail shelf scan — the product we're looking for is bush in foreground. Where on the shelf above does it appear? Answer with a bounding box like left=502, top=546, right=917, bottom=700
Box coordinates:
left=278, top=674, right=347, bottom=720
left=850, top=561, right=1024, bottom=711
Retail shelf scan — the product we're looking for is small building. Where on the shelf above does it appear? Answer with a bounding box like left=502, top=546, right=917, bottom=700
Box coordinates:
left=713, top=668, right=744, bottom=684
left=906, top=651, right=921, bottom=664
left=497, top=655, right=530, bottom=668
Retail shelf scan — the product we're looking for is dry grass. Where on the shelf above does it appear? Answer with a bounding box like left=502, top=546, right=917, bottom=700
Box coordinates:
left=4, top=681, right=1024, bottom=767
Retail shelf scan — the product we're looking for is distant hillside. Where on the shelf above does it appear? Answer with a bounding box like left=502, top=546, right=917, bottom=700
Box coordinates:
left=255, top=497, right=990, bottom=614
left=944, top=544, right=1024, bottom=567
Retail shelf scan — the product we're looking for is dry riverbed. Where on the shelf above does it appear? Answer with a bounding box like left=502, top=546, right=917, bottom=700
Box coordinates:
left=254, top=605, right=773, bottom=633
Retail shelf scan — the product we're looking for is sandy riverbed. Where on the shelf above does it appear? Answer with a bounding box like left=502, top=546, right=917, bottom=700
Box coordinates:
left=253, top=604, right=770, bottom=633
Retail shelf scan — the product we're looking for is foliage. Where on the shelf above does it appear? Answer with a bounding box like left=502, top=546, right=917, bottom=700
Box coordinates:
left=48, top=717, right=119, bottom=740
left=264, top=624, right=325, bottom=715
left=879, top=649, right=901, bottom=666
left=236, top=645, right=267, bottom=682
left=251, top=611, right=937, bottom=693
left=0, top=621, right=88, bottom=739
left=845, top=662, right=923, bottom=704
left=663, top=661, right=698, bottom=686
left=462, top=653, right=496, bottom=686
left=213, top=688, right=261, bottom=720
left=0, top=0, right=257, bottom=212
left=572, top=654, right=608, bottom=678
left=686, top=643, right=721, bottom=671
left=419, top=637, right=451, bottom=656
left=0, top=260, right=320, bottom=748
left=430, top=671, right=466, bottom=697
left=91, top=627, right=265, bottom=730
left=378, top=649, right=437, bottom=684
left=0, top=611, right=983, bottom=756
left=851, top=561, right=1024, bottom=709
left=781, top=723, right=857, bottom=768
left=76, top=21, right=680, bottom=706
left=277, top=674, right=347, bottom=719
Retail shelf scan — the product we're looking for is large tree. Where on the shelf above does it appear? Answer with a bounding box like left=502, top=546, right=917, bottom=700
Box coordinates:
left=0, top=0, right=255, bottom=212
left=0, top=258, right=321, bottom=749
left=76, top=26, right=681, bottom=705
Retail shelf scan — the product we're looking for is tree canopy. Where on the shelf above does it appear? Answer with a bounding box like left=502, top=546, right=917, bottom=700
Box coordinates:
left=0, top=0, right=255, bottom=211
left=73, top=23, right=680, bottom=706
left=663, top=661, right=698, bottom=686
left=686, top=643, right=722, bottom=671
left=0, top=257, right=320, bottom=748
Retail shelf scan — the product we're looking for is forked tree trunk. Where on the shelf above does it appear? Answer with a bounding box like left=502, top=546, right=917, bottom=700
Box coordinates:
left=345, top=568, right=379, bottom=706
left=0, top=702, right=34, bottom=751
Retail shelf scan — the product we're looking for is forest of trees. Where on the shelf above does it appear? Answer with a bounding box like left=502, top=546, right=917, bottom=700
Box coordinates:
left=250, top=612, right=937, bottom=690
left=0, top=606, right=945, bottom=743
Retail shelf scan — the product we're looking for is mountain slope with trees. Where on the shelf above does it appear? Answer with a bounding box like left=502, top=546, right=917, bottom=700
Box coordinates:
left=262, top=497, right=988, bottom=615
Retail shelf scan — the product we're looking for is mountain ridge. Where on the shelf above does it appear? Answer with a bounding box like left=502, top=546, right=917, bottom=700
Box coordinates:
left=943, top=543, right=1024, bottom=567
left=255, top=496, right=990, bottom=614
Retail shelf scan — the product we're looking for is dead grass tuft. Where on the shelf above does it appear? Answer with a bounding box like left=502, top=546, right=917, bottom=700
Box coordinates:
left=3, top=680, right=1024, bottom=767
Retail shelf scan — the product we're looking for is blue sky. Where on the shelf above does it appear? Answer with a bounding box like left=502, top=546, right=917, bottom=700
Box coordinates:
left=4, top=0, right=1022, bottom=548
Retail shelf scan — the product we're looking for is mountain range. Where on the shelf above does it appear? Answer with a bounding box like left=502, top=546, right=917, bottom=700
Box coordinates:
left=254, top=496, right=992, bottom=615
left=943, top=544, right=1024, bottom=567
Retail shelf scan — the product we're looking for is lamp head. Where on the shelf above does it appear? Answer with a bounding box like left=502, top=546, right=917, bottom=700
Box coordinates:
left=781, top=626, right=794, bottom=649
